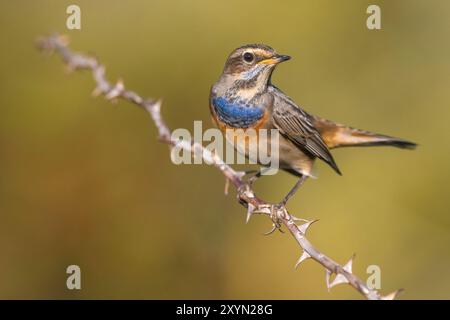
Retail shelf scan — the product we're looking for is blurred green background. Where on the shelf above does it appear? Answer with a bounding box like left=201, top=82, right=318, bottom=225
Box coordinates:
left=0, top=0, right=449, bottom=299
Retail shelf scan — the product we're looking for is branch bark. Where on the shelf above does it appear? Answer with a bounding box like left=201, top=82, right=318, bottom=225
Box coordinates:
left=36, top=34, right=402, bottom=300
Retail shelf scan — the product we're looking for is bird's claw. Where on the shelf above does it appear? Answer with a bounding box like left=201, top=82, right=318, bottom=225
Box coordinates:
left=247, top=174, right=259, bottom=187
left=263, top=203, right=286, bottom=235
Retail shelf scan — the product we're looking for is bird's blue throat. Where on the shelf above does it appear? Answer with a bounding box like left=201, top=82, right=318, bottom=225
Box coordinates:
left=212, top=96, right=264, bottom=128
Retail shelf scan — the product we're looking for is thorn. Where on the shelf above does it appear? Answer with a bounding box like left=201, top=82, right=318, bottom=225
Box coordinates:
left=64, top=63, right=76, bottom=73
left=381, top=289, right=404, bottom=300
left=325, top=255, right=355, bottom=289
left=235, top=171, right=247, bottom=179
left=246, top=203, right=255, bottom=224
left=105, top=79, right=124, bottom=100
left=325, top=270, right=349, bottom=291
left=224, top=178, right=230, bottom=195
left=154, top=99, right=163, bottom=113
left=246, top=189, right=255, bottom=199
left=117, top=78, right=124, bottom=88
left=147, top=100, right=165, bottom=126
left=263, top=224, right=277, bottom=236
left=325, top=269, right=332, bottom=291
left=298, top=219, right=319, bottom=234
left=263, top=222, right=284, bottom=236
left=329, top=274, right=349, bottom=289
left=91, top=86, right=103, bottom=97
left=256, top=205, right=272, bottom=215
left=294, top=251, right=311, bottom=269
left=343, top=254, right=355, bottom=273
left=291, top=215, right=309, bottom=222
left=146, top=98, right=162, bottom=114
left=57, top=34, right=70, bottom=46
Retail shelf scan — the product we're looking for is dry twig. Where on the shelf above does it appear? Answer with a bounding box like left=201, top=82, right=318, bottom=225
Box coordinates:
left=36, top=34, right=402, bottom=300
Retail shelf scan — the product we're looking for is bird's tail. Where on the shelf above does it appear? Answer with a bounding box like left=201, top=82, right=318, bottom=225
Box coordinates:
left=313, top=116, right=417, bottom=150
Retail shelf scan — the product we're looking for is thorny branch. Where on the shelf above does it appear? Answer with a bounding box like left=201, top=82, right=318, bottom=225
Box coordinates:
left=36, top=34, right=402, bottom=300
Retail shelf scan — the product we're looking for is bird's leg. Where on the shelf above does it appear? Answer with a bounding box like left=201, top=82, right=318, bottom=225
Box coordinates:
left=247, top=167, right=273, bottom=186
left=227, top=168, right=266, bottom=195
left=247, top=170, right=262, bottom=186
left=279, top=175, right=308, bottom=207
left=264, top=175, right=308, bottom=235
left=242, top=169, right=258, bottom=177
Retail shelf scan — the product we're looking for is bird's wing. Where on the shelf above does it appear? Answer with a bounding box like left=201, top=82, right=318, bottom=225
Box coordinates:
left=270, top=88, right=341, bottom=174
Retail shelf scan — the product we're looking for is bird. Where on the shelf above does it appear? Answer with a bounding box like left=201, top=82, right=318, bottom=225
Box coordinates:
left=209, top=44, right=416, bottom=206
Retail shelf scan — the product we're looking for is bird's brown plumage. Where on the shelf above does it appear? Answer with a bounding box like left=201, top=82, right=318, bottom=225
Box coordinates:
left=312, top=115, right=417, bottom=150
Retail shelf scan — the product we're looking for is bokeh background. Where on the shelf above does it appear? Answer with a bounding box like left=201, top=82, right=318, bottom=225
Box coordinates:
left=0, top=0, right=449, bottom=299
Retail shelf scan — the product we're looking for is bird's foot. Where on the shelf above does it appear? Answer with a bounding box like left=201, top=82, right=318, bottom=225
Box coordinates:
left=277, top=175, right=309, bottom=207
left=263, top=203, right=287, bottom=235
left=236, top=182, right=257, bottom=208
left=247, top=171, right=262, bottom=187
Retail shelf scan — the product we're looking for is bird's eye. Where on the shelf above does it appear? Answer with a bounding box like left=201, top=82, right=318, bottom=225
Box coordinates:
left=243, top=52, right=254, bottom=63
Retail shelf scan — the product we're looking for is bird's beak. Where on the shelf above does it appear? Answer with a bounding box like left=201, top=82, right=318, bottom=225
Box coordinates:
left=258, top=54, right=291, bottom=65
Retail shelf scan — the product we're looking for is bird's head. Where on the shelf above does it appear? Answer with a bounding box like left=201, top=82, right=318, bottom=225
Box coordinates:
left=221, top=44, right=290, bottom=90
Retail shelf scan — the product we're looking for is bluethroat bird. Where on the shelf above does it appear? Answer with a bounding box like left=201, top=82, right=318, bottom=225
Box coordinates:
left=210, top=44, right=416, bottom=206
